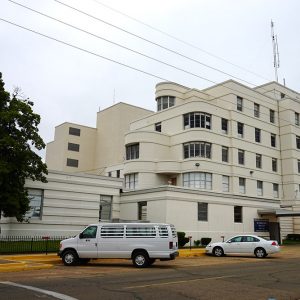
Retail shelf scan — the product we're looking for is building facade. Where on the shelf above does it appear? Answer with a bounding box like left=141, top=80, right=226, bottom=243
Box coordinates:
left=20, top=80, right=300, bottom=241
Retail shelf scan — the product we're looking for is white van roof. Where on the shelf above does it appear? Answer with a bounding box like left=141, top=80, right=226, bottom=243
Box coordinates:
left=88, top=223, right=174, bottom=226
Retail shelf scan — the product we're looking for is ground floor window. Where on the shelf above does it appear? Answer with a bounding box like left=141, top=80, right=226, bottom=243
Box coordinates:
left=198, top=202, right=208, bottom=221
left=138, top=201, right=147, bottom=221
left=234, top=206, right=243, bottom=223
left=25, top=189, right=43, bottom=219
left=183, top=172, right=212, bottom=190
left=99, top=195, right=112, bottom=221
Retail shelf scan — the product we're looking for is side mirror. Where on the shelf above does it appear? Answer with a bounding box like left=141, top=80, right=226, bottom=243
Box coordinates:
left=227, top=240, right=232, bottom=243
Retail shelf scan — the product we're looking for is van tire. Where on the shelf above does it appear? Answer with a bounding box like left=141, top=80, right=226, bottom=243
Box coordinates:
left=132, top=251, right=149, bottom=268
left=62, top=250, right=78, bottom=266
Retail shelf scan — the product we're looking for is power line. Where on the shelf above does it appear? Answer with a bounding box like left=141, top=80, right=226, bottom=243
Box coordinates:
left=52, top=0, right=259, bottom=88
left=91, top=0, right=271, bottom=82
left=0, top=17, right=297, bottom=127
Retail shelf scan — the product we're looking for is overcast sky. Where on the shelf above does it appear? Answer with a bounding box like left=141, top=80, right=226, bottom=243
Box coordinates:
left=1, top=0, right=300, bottom=159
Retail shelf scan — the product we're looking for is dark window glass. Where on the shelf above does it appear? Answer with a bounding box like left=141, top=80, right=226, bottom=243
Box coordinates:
left=298, top=160, right=300, bottom=173
left=237, top=96, right=243, bottom=111
left=256, top=154, right=262, bottom=168
left=270, top=109, right=275, bottom=123
left=66, top=158, right=78, bottom=167
left=295, top=113, right=300, bottom=126
left=221, top=118, right=228, bottom=134
left=234, top=206, right=242, bottom=223
left=296, top=136, right=300, bottom=149
left=222, top=146, right=228, bottom=162
left=138, top=202, right=147, bottom=221
left=198, top=203, right=208, bottom=221
left=272, top=158, right=277, bottom=172
left=156, top=96, right=175, bottom=111
left=255, top=128, right=261, bottom=143
left=99, top=195, right=112, bottom=221
left=155, top=122, right=161, bottom=132
left=254, top=103, right=260, bottom=118
left=126, top=144, right=139, bottom=160
left=238, top=149, right=245, bottom=165
left=69, top=127, right=81, bottom=136
left=81, top=226, right=97, bottom=239
left=271, top=134, right=276, bottom=147
left=183, top=112, right=211, bottom=129
left=116, top=170, right=120, bottom=178
left=68, top=142, right=80, bottom=152
left=237, top=122, right=244, bottom=138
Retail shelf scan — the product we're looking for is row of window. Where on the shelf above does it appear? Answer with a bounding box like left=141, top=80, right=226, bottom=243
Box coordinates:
left=125, top=172, right=280, bottom=198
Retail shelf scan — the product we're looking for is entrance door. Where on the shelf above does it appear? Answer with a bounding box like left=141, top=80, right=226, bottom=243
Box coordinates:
left=269, top=222, right=281, bottom=244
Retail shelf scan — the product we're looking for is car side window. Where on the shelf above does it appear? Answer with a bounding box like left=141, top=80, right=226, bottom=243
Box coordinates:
left=229, top=236, right=242, bottom=243
left=81, top=226, right=97, bottom=239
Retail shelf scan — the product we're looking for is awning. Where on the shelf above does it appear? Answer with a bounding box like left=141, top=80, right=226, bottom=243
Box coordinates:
left=258, top=209, right=300, bottom=217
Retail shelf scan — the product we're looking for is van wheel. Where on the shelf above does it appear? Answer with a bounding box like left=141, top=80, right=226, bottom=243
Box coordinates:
left=132, top=251, right=149, bottom=268
left=62, top=250, right=78, bottom=266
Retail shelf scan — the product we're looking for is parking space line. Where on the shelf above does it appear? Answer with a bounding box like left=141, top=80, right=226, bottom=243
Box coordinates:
left=0, top=281, right=78, bottom=300
left=124, top=275, right=236, bottom=289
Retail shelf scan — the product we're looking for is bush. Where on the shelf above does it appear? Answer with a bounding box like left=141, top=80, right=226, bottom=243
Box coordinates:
left=286, top=234, right=300, bottom=241
left=177, top=231, right=189, bottom=248
left=200, top=237, right=212, bottom=246
left=194, top=240, right=201, bottom=247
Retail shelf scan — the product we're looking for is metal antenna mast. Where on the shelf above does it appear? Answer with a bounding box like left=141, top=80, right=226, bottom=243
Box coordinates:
left=271, top=20, right=280, bottom=82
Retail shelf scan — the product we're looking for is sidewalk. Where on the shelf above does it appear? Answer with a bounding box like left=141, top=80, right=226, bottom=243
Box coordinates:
left=0, top=249, right=206, bottom=273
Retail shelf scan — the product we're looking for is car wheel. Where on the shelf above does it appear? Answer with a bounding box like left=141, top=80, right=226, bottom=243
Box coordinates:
left=254, top=247, right=266, bottom=258
left=62, top=250, right=78, bottom=266
left=213, top=246, right=224, bottom=257
left=132, top=251, right=149, bottom=268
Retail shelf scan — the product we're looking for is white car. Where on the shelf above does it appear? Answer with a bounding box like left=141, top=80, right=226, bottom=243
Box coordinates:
left=205, top=235, right=280, bottom=258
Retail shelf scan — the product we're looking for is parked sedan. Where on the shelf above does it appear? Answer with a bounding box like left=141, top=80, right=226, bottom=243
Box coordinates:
left=205, top=235, right=280, bottom=258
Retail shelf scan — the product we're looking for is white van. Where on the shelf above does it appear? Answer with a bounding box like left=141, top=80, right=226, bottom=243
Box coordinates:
left=59, top=223, right=178, bottom=268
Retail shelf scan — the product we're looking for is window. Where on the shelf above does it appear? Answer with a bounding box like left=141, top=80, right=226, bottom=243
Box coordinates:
left=234, top=206, right=243, bottom=223
left=272, top=158, right=277, bottom=172
left=273, top=183, right=279, bottom=198
left=126, top=226, right=156, bottom=238
left=257, top=181, right=263, bottom=196
left=80, top=226, right=97, bottom=239
left=295, top=113, right=300, bottom=126
left=298, top=160, right=300, bottom=173
left=222, top=175, right=229, bottom=192
left=198, top=203, right=208, bottom=221
left=254, top=103, right=260, bottom=118
left=183, top=172, right=212, bottom=190
left=116, top=170, right=120, bottom=178
left=99, top=195, right=112, bottom=221
left=126, top=143, right=139, bottom=160
left=68, top=142, right=80, bottom=152
left=256, top=154, right=262, bottom=168
left=237, top=122, right=244, bottom=138
left=239, top=178, right=245, bottom=194
left=238, top=149, right=245, bottom=165
left=221, top=118, right=228, bottom=134
left=101, top=225, right=124, bottom=238
left=25, top=189, right=43, bottom=219
left=237, top=96, right=243, bottom=111
left=296, top=136, right=300, bottom=149
left=125, top=173, right=138, bottom=190
left=255, top=128, right=261, bottom=143
left=69, top=127, right=80, bottom=136
left=183, top=142, right=211, bottom=159
left=138, top=202, right=147, bottom=221
left=155, top=122, right=161, bottom=132
left=156, top=96, right=175, bottom=111
left=183, top=112, right=211, bottom=129
left=270, top=109, right=275, bottom=123
left=66, top=158, right=78, bottom=167
left=222, top=146, right=229, bottom=162
left=108, top=172, right=112, bottom=177
left=271, top=134, right=276, bottom=147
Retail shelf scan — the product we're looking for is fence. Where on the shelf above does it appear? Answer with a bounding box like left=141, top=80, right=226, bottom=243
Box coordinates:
left=0, top=236, right=69, bottom=254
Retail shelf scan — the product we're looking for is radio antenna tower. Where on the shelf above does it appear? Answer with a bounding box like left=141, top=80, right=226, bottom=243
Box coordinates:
left=271, top=20, right=280, bottom=82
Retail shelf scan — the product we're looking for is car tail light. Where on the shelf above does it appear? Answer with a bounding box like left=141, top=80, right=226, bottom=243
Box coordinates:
left=169, top=242, right=173, bottom=249
left=271, top=241, right=277, bottom=246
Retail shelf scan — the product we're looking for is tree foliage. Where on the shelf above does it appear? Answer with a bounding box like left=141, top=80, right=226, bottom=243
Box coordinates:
left=0, top=72, right=48, bottom=221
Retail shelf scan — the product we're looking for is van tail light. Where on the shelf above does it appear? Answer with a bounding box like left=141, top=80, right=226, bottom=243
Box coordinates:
left=169, top=242, right=173, bottom=249
left=271, top=241, right=277, bottom=246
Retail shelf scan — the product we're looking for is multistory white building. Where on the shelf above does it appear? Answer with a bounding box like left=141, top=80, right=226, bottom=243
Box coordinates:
left=42, top=80, right=300, bottom=241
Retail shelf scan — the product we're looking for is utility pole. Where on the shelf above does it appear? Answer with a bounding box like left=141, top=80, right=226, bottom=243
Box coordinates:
left=271, top=20, right=280, bottom=82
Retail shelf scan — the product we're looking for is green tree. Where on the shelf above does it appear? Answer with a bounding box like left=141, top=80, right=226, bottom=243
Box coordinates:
left=0, top=72, right=48, bottom=221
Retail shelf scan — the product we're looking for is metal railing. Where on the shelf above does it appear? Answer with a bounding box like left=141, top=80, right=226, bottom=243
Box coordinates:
left=0, top=236, right=69, bottom=254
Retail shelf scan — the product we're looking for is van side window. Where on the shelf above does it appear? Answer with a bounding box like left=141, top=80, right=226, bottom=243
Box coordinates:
left=171, top=225, right=177, bottom=238
left=101, top=226, right=124, bottom=238
left=81, top=226, right=97, bottom=239
left=126, top=226, right=156, bottom=238
left=158, top=226, right=169, bottom=238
